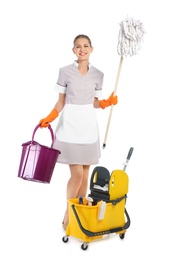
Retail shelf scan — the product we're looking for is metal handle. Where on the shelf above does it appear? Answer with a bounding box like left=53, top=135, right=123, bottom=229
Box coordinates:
left=123, top=147, right=134, bottom=172
left=102, top=56, right=123, bottom=149
left=127, top=147, right=134, bottom=160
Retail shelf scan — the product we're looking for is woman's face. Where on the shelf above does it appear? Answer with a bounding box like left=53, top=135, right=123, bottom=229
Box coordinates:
left=72, top=37, right=93, bottom=61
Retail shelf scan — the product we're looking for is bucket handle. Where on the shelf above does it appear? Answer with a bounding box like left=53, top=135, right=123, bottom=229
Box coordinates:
left=71, top=204, right=130, bottom=237
left=31, top=124, right=55, bottom=148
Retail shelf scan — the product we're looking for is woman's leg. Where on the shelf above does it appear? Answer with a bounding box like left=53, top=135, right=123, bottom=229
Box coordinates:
left=76, top=165, right=90, bottom=197
left=62, top=164, right=90, bottom=230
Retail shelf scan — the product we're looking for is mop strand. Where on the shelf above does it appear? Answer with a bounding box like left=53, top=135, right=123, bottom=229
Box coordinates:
left=117, top=17, right=145, bottom=57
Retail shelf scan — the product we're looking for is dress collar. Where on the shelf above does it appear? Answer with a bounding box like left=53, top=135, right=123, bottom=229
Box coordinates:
left=74, top=60, right=91, bottom=69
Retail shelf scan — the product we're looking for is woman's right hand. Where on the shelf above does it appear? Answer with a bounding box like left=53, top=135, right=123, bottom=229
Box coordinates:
left=39, top=108, right=59, bottom=127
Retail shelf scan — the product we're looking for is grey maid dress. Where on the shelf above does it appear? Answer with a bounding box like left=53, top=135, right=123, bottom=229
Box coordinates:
left=53, top=61, right=104, bottom=165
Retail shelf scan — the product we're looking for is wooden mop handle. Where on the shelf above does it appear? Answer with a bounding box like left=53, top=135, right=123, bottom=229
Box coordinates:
left=102, top=56, right=123, bottom=148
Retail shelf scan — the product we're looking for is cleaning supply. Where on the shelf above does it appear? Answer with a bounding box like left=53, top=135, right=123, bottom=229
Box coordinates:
left=86, top=197, right=93, bottom=206
left=102, top=17, right=145, bottom=148
left=97, top=200, right=106, bottom=220
left=79, top=196, right=83, bottom=204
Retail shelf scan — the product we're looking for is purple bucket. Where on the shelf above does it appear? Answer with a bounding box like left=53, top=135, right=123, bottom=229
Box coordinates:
left=18, top=124, right=61, bottom=183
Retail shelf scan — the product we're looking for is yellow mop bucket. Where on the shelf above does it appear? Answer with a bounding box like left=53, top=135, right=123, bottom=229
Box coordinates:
left=65, top=194, right=130, bottom=244
left=62, top=147, right=133, bottom=250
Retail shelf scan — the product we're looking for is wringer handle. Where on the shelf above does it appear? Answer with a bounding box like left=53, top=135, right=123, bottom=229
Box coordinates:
left=127, top=147, right=134, bottom=160
left=123, top=147, right=134, bottom=172
left=31, top=124, right=55, bottom=148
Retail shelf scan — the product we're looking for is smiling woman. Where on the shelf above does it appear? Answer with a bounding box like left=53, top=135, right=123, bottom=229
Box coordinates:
left=72, top=35, right=93, bottom=73
left=2, top=0, right=173, bottom=257
left=39, top=34, right=118, bottom=230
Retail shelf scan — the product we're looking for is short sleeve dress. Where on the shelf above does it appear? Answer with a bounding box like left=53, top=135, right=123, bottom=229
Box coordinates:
left=53, top=61, right=104, bottom=165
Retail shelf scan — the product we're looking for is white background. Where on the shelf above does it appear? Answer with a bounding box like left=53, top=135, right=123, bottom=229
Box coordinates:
left=0, top=0, right=173, bottom=259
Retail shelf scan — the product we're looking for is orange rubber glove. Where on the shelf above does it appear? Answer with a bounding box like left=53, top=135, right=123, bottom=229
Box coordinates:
left=39, top=108, right=59, bottom=128
left=99, top=92, right=118, bottom=109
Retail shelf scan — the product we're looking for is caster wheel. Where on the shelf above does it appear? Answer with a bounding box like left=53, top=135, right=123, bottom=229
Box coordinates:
left=62, top=236, right=69, bottom=243
left=81, top=243, right=88, bottom=250
left=119, top=233, right=125, bottom=239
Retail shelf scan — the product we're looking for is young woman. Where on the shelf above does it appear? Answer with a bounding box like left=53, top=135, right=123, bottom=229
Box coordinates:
left=39, top=34, right=118, bottom=230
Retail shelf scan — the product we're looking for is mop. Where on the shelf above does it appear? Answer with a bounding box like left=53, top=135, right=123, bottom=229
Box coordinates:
left=103, top=17, right=145, bottom=148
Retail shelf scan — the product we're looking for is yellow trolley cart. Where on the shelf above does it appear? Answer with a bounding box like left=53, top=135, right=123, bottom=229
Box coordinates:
left=62, top=147, right=133, bottom=250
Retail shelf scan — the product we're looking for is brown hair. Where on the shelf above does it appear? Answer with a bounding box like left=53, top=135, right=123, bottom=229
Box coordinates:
left=73, top=34, right=92, bottom=47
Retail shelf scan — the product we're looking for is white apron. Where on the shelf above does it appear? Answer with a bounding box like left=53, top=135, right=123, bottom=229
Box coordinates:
left=55, top=104, right=98, bottom=144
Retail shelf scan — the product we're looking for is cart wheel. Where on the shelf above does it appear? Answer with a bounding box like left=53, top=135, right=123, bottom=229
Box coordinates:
left=62, top=236, right=69, bottom=243
left=119, top=233, right=125, bottom=239
left=81, top=242, right=88, bottom=250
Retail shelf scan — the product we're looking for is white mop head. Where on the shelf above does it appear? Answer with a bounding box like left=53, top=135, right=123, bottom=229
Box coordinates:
left=117, top=17, right=145, bottom=57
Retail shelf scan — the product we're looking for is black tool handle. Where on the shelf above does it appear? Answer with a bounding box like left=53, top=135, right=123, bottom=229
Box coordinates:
left=71, top=204, right=130, bottom=237
left=102, top=143, right=106, bottom=149
left=127, top=147, right=134, bottom=160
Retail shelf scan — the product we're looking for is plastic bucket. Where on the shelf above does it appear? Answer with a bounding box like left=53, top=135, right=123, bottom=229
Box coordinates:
left=66, top=197, right=126, bottom=242
left=18, top=124, right=61, bottom=183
